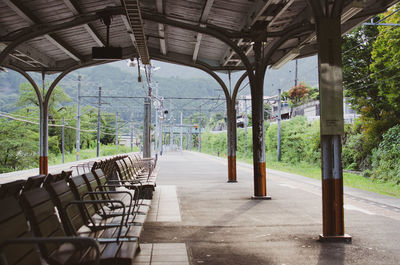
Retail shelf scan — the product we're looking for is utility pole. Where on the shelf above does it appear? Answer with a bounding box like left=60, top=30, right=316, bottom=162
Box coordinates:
left=169, top=100, right=173, bottom=150
left=170, top=124, right=173, bottom=150
left=244, top=97, right=248, bottom=153
left=115, top=112, right=118, bottom=152
left=198, top=105, right=202, bottom=152
left=76, top=75, right=81, bottom=161
left=180, top=112, right=183, bottom=150
left=97, top=86, right=101, bottom=157
left=155, top=107, right=158, bottom=155
left=186, top=128, right=189, bottom=150
left=160, top=115, right=163, bottom=155
left=130, top=122, right=134, bottom=152
left=277, top=88, right=282, bottom=161
left=154, top=84, right=159, bottom=155
left=62, top=117, right=65, bottom=164
left=143, top=65, right=152, bottom=158
left=189, top=129, right=192, bottom=150
left=294, top=59, right=298, bottom=87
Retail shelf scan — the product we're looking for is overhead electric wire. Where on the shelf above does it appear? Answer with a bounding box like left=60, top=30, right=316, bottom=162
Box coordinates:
left=345, top=60, right=400, bottom=88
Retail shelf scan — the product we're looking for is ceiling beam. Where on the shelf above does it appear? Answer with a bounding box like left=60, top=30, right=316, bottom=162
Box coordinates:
left=0, top=42, right=55, bottom=68
left=193, top=0, right=215, bottom=62
left=156, top=0, right=167, bottom=55
left=61, top=0, right=106, bottom=46
left=3, top=0, right=83, bottom=61
left=0, top=7, right=124, bottom=67
left=221, top=0, right=278, bottom=66
left=268, top=0, right=295, bottom=27
left=148, top=47, right=245, bottom=71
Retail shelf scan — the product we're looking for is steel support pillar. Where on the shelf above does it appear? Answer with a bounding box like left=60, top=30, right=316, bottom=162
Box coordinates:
left=315, top=14, right=351, bottom=242
left=250, top=41, right=270, bottom=199
left=143, top=96, right=151, bottom=158
left=226, top=101, right=237, bottom=182
left=39, top=100, right=49, bottom=175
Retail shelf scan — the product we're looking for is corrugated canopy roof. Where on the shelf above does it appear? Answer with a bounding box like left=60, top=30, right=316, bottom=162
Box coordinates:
left=0, top=0, right=397, bottom=73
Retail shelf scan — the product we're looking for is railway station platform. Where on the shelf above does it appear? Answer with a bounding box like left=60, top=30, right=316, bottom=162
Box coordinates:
left=1, top=151, right=399, bottom=264
left=137, top=151, right=400, bottom=265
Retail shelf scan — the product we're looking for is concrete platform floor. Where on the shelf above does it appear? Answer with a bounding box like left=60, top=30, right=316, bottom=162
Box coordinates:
left=141, top=151, right=400, bottom=265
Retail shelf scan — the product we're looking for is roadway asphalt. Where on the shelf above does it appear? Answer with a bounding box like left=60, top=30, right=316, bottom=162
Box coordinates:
left=142, top=151, right=400, bottom=265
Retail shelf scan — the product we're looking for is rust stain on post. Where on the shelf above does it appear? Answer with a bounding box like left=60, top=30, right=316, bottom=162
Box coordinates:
left=39, top=156, right=48, bottom=175
left=253, top=162, right=266, bottom=196
left=227, top=155, right=237, bottom=182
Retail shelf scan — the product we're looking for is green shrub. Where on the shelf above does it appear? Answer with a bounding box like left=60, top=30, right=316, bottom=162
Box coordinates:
left=342, top=132, right=364, bottom=170
left=370, top=125, right=400, bottom=183
left=266, top=116, right=320, bottom=165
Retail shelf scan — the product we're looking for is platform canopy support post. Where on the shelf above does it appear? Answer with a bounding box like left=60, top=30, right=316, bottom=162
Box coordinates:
left=307, top=0, right=351, bottom=242
left=250, top=41, right=269, bottom=199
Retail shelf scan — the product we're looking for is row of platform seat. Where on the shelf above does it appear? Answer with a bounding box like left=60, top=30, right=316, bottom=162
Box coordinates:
left=0, top=153, right=158, bottom=265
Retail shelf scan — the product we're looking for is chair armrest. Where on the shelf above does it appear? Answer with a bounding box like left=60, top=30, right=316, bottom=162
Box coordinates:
left=82, top=191, right=133, bottom=225
left=0, top=237, right=100, bottom=265
left=65, top=200, right=126, bottom=240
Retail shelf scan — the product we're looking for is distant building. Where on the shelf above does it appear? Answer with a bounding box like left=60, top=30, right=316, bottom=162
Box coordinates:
left=237, top=94, right=359, bottom=125
left=119, top=135, right=139, bottom=147
left=271, top=98, right=358, bottom=123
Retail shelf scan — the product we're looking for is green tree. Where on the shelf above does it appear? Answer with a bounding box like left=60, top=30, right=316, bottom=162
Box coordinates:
left=0, top=117, right=38, bottom=172
left=370, top=6, right=400, bottom=117
left=341, top=11, right=400, bottom=170
left=342, top=22, right=380, bottom=119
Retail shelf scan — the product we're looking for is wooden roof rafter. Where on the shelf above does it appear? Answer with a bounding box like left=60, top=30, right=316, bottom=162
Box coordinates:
left=3, top=0, right=83, bottom=62
left=156, top=0, right=167, bottom=55
left=192, top=0, right=215, bottom=62
left=61, top=0, right=106, bottom=47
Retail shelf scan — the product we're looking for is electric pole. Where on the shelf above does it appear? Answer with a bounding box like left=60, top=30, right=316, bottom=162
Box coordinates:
left=180, top=112, right=183, bottom=150
left=115, top=112, right=118, bottom=152
left=199, top=105, right=202, bottom=152
left=244, top=97, right=248, bottom=153
left=76, top=75, right=81, bottom=161
left=294, top=59, right=298, bottom=87
left=143, top=65, right=152, bottom=158
left=169, top=100, right=173, bottom=150
left=277, top=88, right=282, bottom=161
left=130, top=121, right=134, bottom=152
left=62, top=117, right=65, bottom=163
left=97, top=86, right=101, bottom=157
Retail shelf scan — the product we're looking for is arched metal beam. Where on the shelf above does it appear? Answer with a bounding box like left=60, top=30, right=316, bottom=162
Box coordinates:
left=232, top=71, right=248, bottom=102
left=5, top=65, right=43, bottom=105
left=229, top=23, right=314, bottom=98
left=306, top=0, right=324, bottom=18
left=38, top=59, right=109, bottom=174
left=261, top=24, right=314, bottom=70
left=0, top=6, right=124, bottom=66
left=331, top=0, right=345, bottom=18
left=141, top=11, right=256, bottom=85
left=5, top=65, right=45, bottom=174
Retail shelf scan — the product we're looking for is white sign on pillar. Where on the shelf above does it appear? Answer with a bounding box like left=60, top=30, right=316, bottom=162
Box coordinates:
left=317, top=17, right=344, bottom=136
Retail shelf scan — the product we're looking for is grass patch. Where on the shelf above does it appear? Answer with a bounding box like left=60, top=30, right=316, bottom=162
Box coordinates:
left=201, top=150, right=400, bottom=198
left=48, top=145, right=140, bottom=165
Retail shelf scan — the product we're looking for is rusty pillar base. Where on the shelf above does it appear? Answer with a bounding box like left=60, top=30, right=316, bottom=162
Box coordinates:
left=322, top=178, right=345, bottom=236
left=39, top=156, right=48, bottom=175
left=251, top=195, right=271, bottom=200
left=227, top=155, right=237, bottom=183
left=319, top=234, right=352, bottom=243
left=253, top=162, right=267, bottom=197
